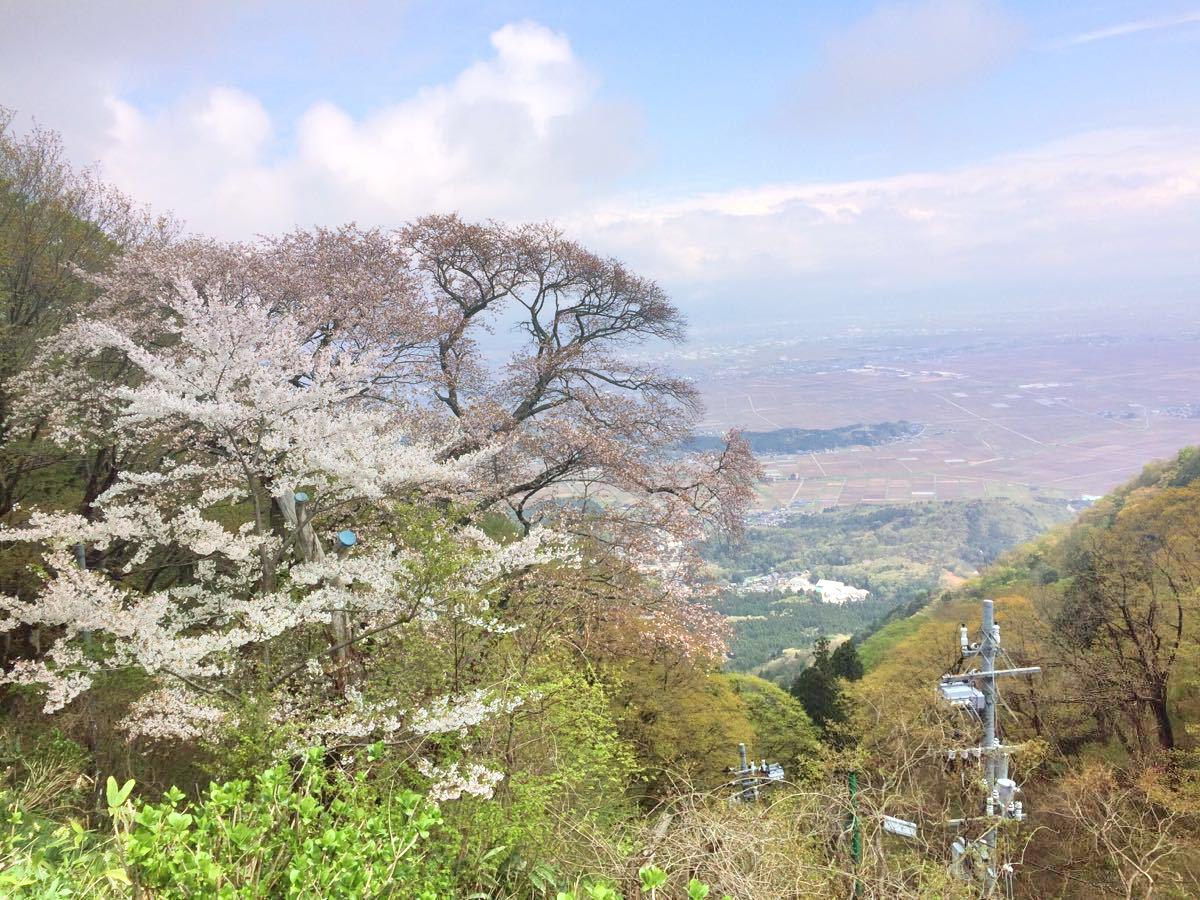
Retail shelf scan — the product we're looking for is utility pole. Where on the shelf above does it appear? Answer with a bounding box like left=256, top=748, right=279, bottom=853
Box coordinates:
left=738, top=742, right=756, bottom=802
left=939, top=598, right=1039, bottom=895
left=727, top=742, right=784, bottom=802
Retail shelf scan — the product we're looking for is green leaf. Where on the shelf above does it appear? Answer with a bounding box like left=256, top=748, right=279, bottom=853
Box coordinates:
left=530, top=862, right=559, bottom=891
left=481, top=844, right=509, bottom=863
left=105, top=776, right=135, bottom=809
left=104, top=868, right=132, bottom=886
left=686, top=880, right=711, bottom=900
left=639, top=865, right=669, bottom=890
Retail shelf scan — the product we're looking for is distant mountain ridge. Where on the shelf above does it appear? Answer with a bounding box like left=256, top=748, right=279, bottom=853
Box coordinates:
left=687, top=421, right=922, bottom=455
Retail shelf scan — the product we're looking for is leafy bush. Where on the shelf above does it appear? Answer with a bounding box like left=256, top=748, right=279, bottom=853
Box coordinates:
left=0, top=792, right=118, bottom=898
left=553, top=865, right=729, bottom=900
left=111, top=748, right=451, bottom=898
left=440, top=666, right=639, bottom=894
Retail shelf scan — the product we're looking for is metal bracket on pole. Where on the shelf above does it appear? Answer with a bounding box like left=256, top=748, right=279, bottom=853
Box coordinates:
left=727, top=742, right=783, bottom=803
left=940, top=666, right=1042, bottom=682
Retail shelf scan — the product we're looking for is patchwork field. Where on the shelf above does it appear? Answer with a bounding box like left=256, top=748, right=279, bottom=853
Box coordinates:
left=686, top=331, right=1200, bottom=508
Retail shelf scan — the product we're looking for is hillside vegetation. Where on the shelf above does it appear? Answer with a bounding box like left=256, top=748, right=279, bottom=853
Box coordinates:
left=3, top=110, right=1199, bottom=899
left=707, top=497, right=1074, bottom=681
left=851, top=446, right=1200, bottom=897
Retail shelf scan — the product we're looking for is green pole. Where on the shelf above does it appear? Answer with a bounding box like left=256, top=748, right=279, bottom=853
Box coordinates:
left=849, top=770, right=862, bottom=897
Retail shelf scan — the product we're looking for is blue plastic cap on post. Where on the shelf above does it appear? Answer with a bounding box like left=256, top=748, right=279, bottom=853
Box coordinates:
left=337, top=530, right=357, bottom=548
left=294, top=491, right=309, bottom=503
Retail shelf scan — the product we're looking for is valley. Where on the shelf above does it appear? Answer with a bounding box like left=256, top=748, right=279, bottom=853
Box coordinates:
left=692, top=321, right=1200, bottom=686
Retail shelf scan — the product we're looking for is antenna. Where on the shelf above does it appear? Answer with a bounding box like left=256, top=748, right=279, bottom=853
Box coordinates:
left=938, top=598, right=1040, bottom=894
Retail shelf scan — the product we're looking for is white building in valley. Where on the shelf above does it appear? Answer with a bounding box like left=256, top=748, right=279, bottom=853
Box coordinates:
left=737, top=570, right=869, bottom=605
left=813, top=578, right=870, bottom=605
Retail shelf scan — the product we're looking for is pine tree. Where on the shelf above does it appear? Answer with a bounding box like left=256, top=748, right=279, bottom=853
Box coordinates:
left=790, top=637, right=845, bottom=730
left=830, top=639, right=864, bottom=681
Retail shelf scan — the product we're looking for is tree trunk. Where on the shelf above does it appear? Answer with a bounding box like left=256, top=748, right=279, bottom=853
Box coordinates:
left=273, top=489, right=354, bottom=692
left=1150, top=693, right=1175, bottom=751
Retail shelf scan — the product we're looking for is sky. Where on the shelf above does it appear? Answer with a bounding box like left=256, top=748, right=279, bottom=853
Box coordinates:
left=2, top=0, right=1199, bottom=334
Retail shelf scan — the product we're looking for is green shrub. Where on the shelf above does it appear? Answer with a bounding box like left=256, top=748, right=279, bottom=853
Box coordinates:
left=439, top=667, right=638, bottom=896
left=0, top=791, right=119, bottom=898
left=114, top=747, right=452, bottom=899
left=550, top=865, right=730, bottom=900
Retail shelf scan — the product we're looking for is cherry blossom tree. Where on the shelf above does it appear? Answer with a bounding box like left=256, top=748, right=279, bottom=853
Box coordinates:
left=399, top=215, right=757, bottom=543
left=76, top=218, right=758, bottom=553
left=0, top=267, right=566, bottom=765
left=1, top=217, right=752, bottom=759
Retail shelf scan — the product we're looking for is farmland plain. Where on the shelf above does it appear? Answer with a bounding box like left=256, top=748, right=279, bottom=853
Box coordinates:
left=678, top=324, right=1200, bottom=510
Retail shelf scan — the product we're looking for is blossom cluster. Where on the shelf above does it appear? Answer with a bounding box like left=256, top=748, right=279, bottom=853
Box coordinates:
left=121, top=686, right=228, bottom=743
left=416, top=759, right=506, bottom=802
left=409, top=689, right=525, bottom=736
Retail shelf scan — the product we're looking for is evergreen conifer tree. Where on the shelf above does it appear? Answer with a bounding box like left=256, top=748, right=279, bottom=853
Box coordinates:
left=830, top=639, right=864, bottom=681
left=789, top=637, right=845, bottom=730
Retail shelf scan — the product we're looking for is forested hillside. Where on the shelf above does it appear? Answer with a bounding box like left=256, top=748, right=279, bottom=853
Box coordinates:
left=849, top=446, right=1200, bottom=897
left=706, top=497, right=1073, bottom=681
left=686, top=421, right=921, bottom=455
left=3, top=111, right=1200, bottom=899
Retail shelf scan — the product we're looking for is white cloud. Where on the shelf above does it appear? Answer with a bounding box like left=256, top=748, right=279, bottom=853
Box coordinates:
left=1055, top=11, right=1200, bottom=48
left=4, top=6, right=1197, bottom=323
left=278, top=21, right=630, bottom=226
left=6, top=18, right=640, bottom=237
left=793, top=0, right=1023, bottom=119
left=196, top=89, right=273, bottom=162
left=99, top=90, right=296, bottom=236
left=0, top=0, right=247, bottom=152
left=578, top=128, right=1200, bottom=313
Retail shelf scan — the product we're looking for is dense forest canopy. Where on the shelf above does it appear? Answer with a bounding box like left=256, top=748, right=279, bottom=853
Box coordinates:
left=706, top=497, right=1074, bottom=681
